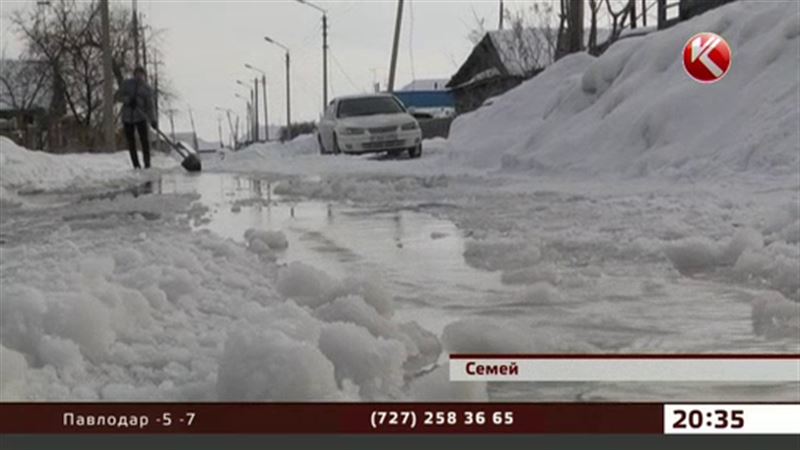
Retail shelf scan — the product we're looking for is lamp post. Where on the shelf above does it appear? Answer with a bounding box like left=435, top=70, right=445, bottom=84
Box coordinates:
left=235, top=93, right=251, bottom=144
left=264, top=36, right=291, bottom=140
left=295, top=0, right=328, bottom=109
left=245, top=64, right=269, bottom=141
left=236, top=80, right=256, bottom=142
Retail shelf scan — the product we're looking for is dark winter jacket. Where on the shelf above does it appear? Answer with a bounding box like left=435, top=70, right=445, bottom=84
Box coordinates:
left=115, top=78, right=154, bottom=124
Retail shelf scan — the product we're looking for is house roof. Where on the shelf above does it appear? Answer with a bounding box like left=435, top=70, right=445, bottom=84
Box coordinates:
left=0, top=59, right=51, bottom=112
left=400, top=78, right=450, bottom=91
left=488, top=27, right=556, bottom=77
left=448, top=27, right=556, bottom=88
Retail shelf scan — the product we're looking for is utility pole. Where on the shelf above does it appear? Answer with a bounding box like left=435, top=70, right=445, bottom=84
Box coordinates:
left=296, top=1, right=328, bottom=109
left=100, top=0, right=115, bottom=150
left=245, top=64, right=269, bottom=142
left=217, top=115, right=223, bottom=148
left=264, top=37, right=291, bottom=140
left=132, top=0, right=140, bottom=67
left=285, top=51, right=291, bottom=138
left=253, top=77, right=259, bottom=141
left=262, top=75, right=268, bottom=140
left=216, top=106, right=236, bottom=148
left=322, top=13, right=328, bottom=107
left=141, top=15, right=148, bottom=77
left=188, top=106, right=199, bottom=150
left=234, top=115, right=240, bottom=149
left=251, top=88, right=256, bottom=142
left=499, top=0, right=504, bottom=30
left=387, top=0, right=404, bottom=92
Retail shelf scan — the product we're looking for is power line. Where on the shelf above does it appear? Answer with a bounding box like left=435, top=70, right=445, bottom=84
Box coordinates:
left=330, top=50, right=362, bottom=93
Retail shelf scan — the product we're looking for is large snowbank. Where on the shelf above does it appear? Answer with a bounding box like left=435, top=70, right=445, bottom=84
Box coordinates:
left=449, top=1, right=799, bottom=178
left=0, top=137, right=177, bottom=199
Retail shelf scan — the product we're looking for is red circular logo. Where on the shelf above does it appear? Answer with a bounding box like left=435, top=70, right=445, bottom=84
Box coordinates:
left=682, top=32, right=732, bottom=83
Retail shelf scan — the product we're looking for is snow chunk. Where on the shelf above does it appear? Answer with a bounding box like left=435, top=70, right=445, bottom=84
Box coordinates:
left=0, top=344, right=29, bottom=400
left=464, top=238, right=540, bottom=272
left=245, top=228, right=289, bottom=251
left=44, top=293, right=115, bottom=362
left=276, top=262, right=338, bottom=308
left=409, top=364, right=488, bottom=402
left=751, top=291, right=800, bottom=339
left=318, top=322, right=407, bottom=399
left=0, top=284, right=47, bottom=357
left=330, top=277, right=394, bottom=318
left=216, top=326, right=341, bottom=401
left=37, top=335, right=84, bottom=370
left=720, top=228, right=764, bottom=264
left=523, top=282, right=563, bottom=304
left=663, top=236, right=723, bottom=275
left=398, top=321, right=442, bottom=373
left=442, top=317, right=590, bottom=354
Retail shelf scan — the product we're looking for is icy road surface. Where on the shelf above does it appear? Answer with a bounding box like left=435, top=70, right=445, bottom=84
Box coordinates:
left=158, top=172, right=508, bottom=335
left=5, top=169, right=795, bottom=402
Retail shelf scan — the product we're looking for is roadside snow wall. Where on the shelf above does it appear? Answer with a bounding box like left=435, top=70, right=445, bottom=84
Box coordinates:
left=448, top=1, right=799, bottom=179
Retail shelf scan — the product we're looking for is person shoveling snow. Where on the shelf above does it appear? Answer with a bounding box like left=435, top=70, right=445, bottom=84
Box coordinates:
left=115, top=67, right=155, bottom=170
left=115, top=67, right=201, bottom=172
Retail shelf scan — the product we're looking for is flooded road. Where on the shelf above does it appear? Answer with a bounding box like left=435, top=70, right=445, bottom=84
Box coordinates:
left=157, top=173, right=509, bottom=335
left=3, top=171, right=796, bottom=401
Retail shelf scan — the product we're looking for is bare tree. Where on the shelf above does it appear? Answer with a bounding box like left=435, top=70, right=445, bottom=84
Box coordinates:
left=605, top=0, right=634, bottom=43
left=0, top=52, right=50, bottom=112
left=9, top=0, right=171, bottom=150
left=467, top=7, right=488, bottom=45
left=587, top=0, right=604, bottom=55
left=499, top=3, right=558, bottom=75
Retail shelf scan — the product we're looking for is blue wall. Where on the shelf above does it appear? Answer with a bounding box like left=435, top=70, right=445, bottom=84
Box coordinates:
left=394, top=90, right=455, bottom=109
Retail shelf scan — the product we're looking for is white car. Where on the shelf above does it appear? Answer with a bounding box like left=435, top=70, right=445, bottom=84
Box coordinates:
left=317, top=94, right=423, bottom=158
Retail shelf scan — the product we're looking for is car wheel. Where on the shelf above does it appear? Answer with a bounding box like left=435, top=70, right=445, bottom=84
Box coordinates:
left=332, top=133, right=342, bottom=155
left=408, top=144, right=422, bottom=159
left=318, top=134, right=327, bottom=154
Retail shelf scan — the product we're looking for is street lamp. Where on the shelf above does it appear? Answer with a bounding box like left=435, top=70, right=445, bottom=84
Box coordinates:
left=245, top=63, right=269, bottom=141
left=295, top=0, right=328, bottom=109
left=236, top=80, right=256, bottom=142
left=264, top=36, right=291, bottom=140
left=235, top=93, right=252, bottom=144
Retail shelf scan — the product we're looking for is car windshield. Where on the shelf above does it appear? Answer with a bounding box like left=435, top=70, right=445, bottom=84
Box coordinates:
left=337, top=97, right=404, bottom=118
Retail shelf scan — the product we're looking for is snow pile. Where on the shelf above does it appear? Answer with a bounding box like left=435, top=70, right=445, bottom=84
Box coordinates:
left=0, top=205, right=459, bottom=401
left=662, top=223, right=798, bottom=301
left=244, top=228, right=289, bottom=256
left=449, top=1, right=799, bottom=178
left=0, top=137, right=177, bottom=198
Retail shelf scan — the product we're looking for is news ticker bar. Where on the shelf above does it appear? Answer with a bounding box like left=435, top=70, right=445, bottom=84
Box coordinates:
left=449, top=354, right=800, bottom=382
left=0, top=404, right=798, bottom=434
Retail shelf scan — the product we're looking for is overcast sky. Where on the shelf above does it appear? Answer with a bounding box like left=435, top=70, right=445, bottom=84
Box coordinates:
left=2, top=0, right=529, bottom=142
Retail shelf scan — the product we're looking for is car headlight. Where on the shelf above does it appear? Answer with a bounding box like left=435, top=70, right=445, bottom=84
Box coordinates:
left=340, top=127, right=365, bottom=135
left=401, top=121, right=419, bottom=130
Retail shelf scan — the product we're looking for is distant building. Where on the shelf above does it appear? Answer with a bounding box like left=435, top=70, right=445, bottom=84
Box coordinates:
left=395, top=79, right=455, bottom=120
left=391, top=78, right=456, bottom=138
left=447, top=28, right=555, bottom=115
left=400, top=79, right=449, bottom=91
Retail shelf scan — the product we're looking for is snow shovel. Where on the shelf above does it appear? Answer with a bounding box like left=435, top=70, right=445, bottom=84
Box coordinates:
left=151, top=125, right=202, bottom=172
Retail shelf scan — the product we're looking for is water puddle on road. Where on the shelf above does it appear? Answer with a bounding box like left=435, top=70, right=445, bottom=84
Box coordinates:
left=156, top=172, right=508, bottom=334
